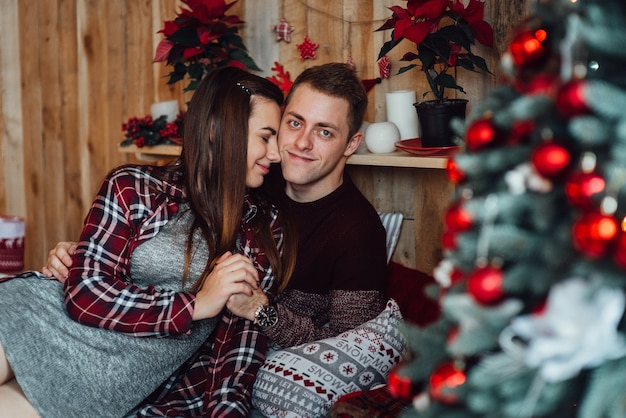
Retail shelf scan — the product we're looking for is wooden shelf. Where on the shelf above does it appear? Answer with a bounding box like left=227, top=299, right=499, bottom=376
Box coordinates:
left=118, top=144, right=448, bottom=169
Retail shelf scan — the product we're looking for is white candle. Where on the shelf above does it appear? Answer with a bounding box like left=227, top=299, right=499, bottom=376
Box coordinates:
left=385, top=90, right=420, bottom=140
left=150, top=100, right=180, bottom=123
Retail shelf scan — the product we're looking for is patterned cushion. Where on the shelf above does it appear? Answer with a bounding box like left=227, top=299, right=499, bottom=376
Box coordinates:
left=251, top=299, right=408, bottom=418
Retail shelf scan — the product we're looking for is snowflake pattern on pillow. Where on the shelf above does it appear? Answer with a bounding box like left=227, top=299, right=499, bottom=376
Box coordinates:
left=252, top=299, right=408, bottom=417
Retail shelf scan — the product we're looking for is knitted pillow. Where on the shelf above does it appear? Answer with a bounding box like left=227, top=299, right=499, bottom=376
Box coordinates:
left=251, top=299, right=408, bottom=418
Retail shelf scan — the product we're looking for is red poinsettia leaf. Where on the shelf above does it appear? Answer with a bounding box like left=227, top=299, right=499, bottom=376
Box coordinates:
left=197, top=27, right=221, bottom=44
left=403, top=20, right=436, bottom=45
left=408, top=0, right=447, bottom=19
left=389, top=5, right=413, bottom=20
left=182, top=0, right=234, bottom=24
left=227, top=60, right=247, bottom=69
left=223, top=15, right=244, bottom=24
left=451, top=0, right=485, bottom=24
left=470, top=21, right=494, bottom=47
left=394, top=18, right=416, bottom=41
left=159, top=21, right=180, bottom=37
left=375, top=16, right=398, bottom=32
left=183, top=46, right=203, bottom=60
left=154, top=39, right=174, bottom=62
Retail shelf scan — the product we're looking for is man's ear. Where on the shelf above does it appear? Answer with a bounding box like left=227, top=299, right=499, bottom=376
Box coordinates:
left=344, top=131, right=363, bottom=157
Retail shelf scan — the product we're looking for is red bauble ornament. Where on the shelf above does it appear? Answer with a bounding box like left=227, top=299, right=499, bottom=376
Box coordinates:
left=446, top=157, right=466, bottom=184
left=509, top=28, right=549, bottom=67
left=388, top=362, right=420, bottom=400
left=515, top=73, right=559, bottom=96
left=556, top=80, right=589, bottom=118
left=467, top=265, right=505, bottom=305
left=572, top=211, right=618, bottom=258
left=565, top=171, right=605, bottom=210
left=442, top=230, right=457, bottom=250
left=444, top=202, right=473, bottom=233
left=508, top=120, right=535, bottom=145
left=429, top=360, right=466, bottom=404
left=612, top=230, right=626, bottom=269
left=465, top=118, right=502, bottom=152
left=531, top=142, right=571, bottom=179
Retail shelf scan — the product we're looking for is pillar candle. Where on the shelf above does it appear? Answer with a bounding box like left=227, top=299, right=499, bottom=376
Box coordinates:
left=385, top=90, right=420, bottom=140
left=150, top=100, right=180, bottom=123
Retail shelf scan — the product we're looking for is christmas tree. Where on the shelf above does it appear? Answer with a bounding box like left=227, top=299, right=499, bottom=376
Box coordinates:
left=388, top=0, right=626, bottom=417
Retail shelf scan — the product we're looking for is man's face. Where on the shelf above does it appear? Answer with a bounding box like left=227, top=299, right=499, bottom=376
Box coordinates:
left=278, top=84, right=361, bottom=202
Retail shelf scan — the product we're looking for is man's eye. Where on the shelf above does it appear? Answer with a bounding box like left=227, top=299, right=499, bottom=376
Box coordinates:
left=289, top=120, right=301, bottom=128
left=319, top=129, right=331, bottom=138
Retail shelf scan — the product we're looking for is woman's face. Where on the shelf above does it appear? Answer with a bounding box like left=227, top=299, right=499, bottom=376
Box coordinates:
left=245, top=97, right=282, bottom=188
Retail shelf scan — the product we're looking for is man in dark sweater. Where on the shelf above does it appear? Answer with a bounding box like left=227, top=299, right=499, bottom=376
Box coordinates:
left=225, top=63, right=388, bottom=347
left=44, top=63, right=389, bottom=349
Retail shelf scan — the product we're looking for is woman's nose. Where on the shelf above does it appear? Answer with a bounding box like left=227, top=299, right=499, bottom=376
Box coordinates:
left=267, top=140, right=281, bottom=162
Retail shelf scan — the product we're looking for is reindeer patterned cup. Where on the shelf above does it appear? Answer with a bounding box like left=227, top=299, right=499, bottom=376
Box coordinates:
left=0, top=216, right=25, bottom=273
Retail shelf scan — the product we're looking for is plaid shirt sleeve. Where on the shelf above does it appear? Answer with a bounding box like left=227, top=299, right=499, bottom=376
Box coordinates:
left=63, top=165, right=195, bottom=337
left=134, top=196, right=284, bottom=417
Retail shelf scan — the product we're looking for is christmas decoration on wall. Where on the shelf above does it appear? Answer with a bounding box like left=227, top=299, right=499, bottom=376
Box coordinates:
left=395, top=0, right=626, bottom=417
left=266, top=61, right=293, bottom=97
left=296, top=35, right=319, bottom=60
left=378, top=55, right=391, bottom=79
left=346, top=55, right=356, bottom=70
left=273, top=17, right=295, bottom=42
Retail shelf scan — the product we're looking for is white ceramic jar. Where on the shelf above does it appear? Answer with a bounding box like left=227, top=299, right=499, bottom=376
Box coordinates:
left=364, top=121, right=400, bottom=154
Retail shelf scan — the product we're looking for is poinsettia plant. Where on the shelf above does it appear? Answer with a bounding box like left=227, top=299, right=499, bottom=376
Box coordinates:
left=377, top=0, right=494, bottom=103
left=153, top=0, right=260, bottom=91
left=120, top=113, right=185, bottom=148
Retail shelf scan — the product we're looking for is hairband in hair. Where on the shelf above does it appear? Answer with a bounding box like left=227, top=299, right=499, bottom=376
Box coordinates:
left=236, top=82, right=252, bottom=96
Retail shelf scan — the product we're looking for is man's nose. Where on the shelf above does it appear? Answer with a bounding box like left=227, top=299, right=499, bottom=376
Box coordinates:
left=293, top=130, right=313, bottom=150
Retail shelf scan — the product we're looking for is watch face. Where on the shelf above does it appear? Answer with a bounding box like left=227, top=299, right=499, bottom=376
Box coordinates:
left=255, top=305, right=278, bottom=327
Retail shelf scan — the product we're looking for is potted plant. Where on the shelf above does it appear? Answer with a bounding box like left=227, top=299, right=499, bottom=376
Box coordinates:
left=377, top=0, right=494, bottom=147
left=153, top=0, right=260, bottom=92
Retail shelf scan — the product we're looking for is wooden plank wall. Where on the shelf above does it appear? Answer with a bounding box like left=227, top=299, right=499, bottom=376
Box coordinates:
left=0, top=0, right=531, bottom=272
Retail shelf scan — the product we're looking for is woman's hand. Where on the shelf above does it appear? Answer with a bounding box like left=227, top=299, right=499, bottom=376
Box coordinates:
left=42, top=241, right=78, bottom=283
left=192, top=252, right=260, bottom=320
left=227, top=287, right=270, bottom=322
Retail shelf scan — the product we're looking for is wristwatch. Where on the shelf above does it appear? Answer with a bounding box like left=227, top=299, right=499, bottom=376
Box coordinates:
left=253, top=303, right=278, bottom=328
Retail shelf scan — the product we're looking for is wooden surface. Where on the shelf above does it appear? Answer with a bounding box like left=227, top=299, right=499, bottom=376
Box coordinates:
left=118, top=144, right=449, bottom=169
left=0, top=0, right=532, bottom=273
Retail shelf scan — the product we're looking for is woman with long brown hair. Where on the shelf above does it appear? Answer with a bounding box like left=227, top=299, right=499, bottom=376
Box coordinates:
left=0, top=66, right=295, bottom=417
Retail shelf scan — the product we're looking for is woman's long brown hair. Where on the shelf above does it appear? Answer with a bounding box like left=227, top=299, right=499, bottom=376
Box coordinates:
left=176, top=66, right=295, bottom=294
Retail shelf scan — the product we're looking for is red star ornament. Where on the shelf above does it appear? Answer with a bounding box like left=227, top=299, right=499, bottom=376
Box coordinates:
left=297, top=36, right=319, bottom=60
left=273, top=18, right=295, bottom=43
